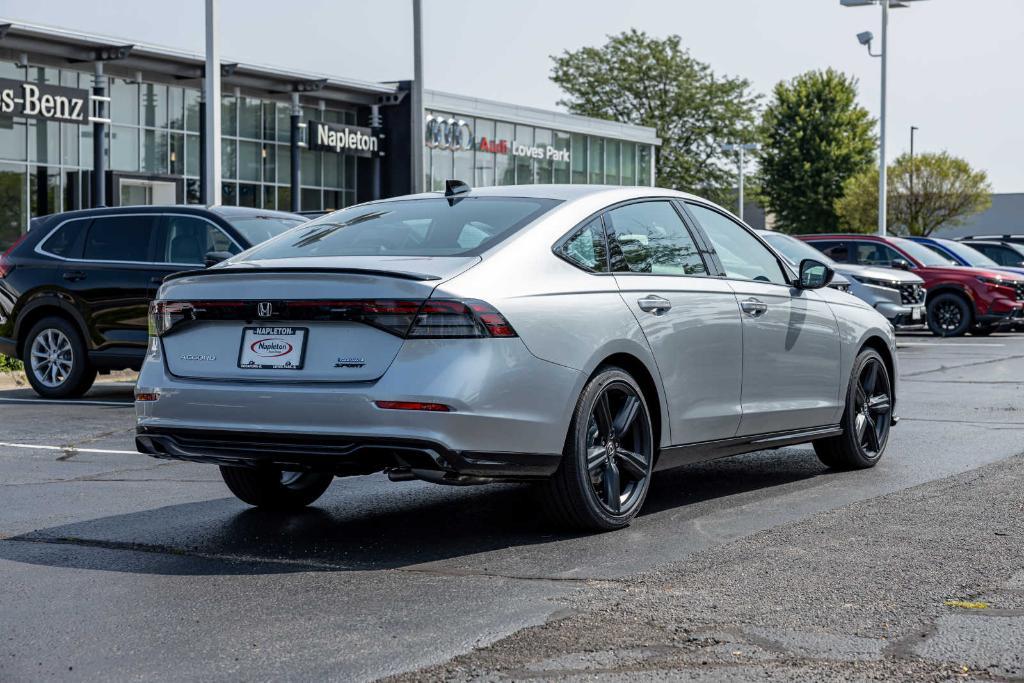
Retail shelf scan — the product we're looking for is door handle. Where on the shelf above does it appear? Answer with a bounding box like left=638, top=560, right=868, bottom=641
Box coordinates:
left=62, top=271, right=87, bottom=282
left=740, top=297, right=768, bottom=317
left=637, top=295, right=672, bottom=314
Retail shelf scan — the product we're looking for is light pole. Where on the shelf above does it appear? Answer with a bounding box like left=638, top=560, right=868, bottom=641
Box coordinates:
left=410, top=0, right=424, bottom=194
left=841, top=0, right=929, bottom=236
left=203, top=0, right=221, bottom=206
left=909, top=125, right=918, bottom=232
left=721, top=143, right=759, bottom=221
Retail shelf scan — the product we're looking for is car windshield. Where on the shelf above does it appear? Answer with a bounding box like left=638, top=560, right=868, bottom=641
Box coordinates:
left=240, top=196, right=559, bottom=260
left=888, top=237, right=956, bottom=267
left=934, top=239, right=1000, bottom=268
left=760, top=232, right=836, bottom=267
left=225, top=215, right=307, bottom=246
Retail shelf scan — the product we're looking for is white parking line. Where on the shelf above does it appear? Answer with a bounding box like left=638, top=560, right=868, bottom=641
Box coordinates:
left=898, top=343, right=1004, bottom=348
left=0, top=442, right=137, bottom=455
left=0, top=397, right=131, bottom=407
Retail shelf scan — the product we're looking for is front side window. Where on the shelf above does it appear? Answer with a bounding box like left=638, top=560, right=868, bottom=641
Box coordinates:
left=932, top=240, right=999, bottom=268
left=241, top=197, right=559, bottom=260
left=223, top=215, right=305, bottom=247
left=83, top=215, right=158, bottom=262
left=560, top=217, right=607, bottom=271
left=686, top=203, right=788, bottom=285
left=605, top=201, right=706, bottom=276
left=160, top=216, right=240, bottom=265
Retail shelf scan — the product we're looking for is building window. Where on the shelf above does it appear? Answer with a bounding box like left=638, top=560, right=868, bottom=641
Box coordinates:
left=589, top=138, right=604, bottom=184
left=621, top=142, right=636, bottom=186
left=534, top=128, right=552, bottom=184
left=606, top=140, right=620, bottom=185
left=553, top=131, right=571, bottom=183
left=495, top=122, right=514, bottom=185
left=638, top=145, right=652, bottom=186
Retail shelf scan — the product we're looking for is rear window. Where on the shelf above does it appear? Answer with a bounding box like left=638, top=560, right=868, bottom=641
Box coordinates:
left=224, top=215, right=305, bottom=246
left=240, top=197, right=560, bottom=260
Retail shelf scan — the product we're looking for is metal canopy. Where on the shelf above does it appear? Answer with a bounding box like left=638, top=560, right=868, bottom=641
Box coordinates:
left=0, top=19, right=399, bottom=107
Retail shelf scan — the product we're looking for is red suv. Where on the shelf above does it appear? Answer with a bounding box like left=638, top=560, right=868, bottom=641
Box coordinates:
left=800, top=234, right=1024, bottom=337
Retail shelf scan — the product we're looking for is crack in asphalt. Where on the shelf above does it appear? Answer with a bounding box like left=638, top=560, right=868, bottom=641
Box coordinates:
left=901, top=352, right=1024, bottom=378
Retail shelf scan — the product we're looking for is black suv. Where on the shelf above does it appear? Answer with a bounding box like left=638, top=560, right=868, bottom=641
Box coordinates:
left=958, top=237, right=1024, bottom=268
left=0, top=205, right=305, bottom=398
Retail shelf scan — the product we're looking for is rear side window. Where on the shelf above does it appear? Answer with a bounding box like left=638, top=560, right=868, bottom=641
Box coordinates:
left=83, top=215, right=158, bottom=262
left=976, top=244, right=1023, bottom=266
left=807, top=240, right=849, bottom=263
left=560, top=217, right=607, bottom=271
left=40, top=219, right=88, bottom=258
left=853, top=241, right=907, bottom=268
left=159, top=215, right=240, bottom=265
left=605, top=201, right=707, bottom=276
left=241, top=197, right=559, bottom=260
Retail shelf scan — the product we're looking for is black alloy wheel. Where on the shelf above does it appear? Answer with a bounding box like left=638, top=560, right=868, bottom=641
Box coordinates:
left=851, top=356, right=892, bottom=459
left=541, top=367, right=654, bottom=530
left=927, top=293, right=971, bottom=337
left=814, top=348, right=893, bottom=469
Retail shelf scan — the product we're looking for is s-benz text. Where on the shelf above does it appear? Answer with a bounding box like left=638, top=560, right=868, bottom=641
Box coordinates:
left=136, top=183, right=898, bottom=530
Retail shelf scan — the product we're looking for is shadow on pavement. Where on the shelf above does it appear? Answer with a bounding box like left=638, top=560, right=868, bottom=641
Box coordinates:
left=0, top=448, right=832, bottom=577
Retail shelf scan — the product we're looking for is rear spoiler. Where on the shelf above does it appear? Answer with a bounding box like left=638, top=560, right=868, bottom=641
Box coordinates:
left=161, top=266, right=442, bottom=283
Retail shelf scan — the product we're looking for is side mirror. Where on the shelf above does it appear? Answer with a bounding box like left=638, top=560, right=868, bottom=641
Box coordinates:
left=204, top=251, right=233, bottom=268
left=890, top=258, right=911, bottom=271
left=798, top=259, right=834, bottom=290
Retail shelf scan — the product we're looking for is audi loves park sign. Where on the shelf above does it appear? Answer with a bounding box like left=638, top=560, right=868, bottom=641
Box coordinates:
left=426, top=116, right=571, bottom=163
left=0, top=78, right=90, bottom=125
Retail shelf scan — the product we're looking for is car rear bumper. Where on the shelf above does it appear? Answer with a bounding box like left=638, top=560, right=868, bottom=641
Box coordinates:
left=135, top=336, right=583, bottom=474
left=135, top=426, right=560, bottom=483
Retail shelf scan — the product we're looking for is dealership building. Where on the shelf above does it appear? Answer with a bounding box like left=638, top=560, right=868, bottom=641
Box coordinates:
left=0, top=20, right=660, bottom=249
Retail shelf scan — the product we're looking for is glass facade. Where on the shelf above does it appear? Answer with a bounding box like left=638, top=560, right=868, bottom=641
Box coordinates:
left=0, top=60, right=359, bottom=249
left=424, top=109, right=655, bottom=193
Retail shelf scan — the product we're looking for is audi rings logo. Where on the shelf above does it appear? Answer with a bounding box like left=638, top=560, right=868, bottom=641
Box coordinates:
left=425, top=115, right=473, bottom=151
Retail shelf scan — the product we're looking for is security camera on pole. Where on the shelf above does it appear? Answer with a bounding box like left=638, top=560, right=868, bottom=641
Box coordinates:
left=840, top=0, right=929, bottom=237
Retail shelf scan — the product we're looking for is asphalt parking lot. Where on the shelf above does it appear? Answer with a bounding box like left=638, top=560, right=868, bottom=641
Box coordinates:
left=2, top=332, right=1023, bottom=681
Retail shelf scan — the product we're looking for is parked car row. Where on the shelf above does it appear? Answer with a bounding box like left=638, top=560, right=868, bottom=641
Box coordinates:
left=792, top=233, right=1024, bottom=338
left=0, top=205, right=306, bottom=398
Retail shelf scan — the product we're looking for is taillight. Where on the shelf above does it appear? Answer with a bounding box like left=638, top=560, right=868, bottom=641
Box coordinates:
left=149, top=301, right=195, bottom=336
left=0, top=233, right=29, bottom=279
left=147, top=298, right=517, bottom=339
left=406, top=299, right=517, bottom=338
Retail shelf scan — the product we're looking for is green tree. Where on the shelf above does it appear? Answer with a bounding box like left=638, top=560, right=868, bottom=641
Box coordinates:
left=550, top=29, right=760, bottom=204
left=835, top=152, right=992, bottom=236
left=758, top=69, right=876, bottom=233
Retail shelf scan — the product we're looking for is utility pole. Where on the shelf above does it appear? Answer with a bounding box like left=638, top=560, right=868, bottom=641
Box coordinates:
left=878, top=0, right=888, bottom=236
left=203, top=0, right=221, bottom=206
left=909, top=125, right=918, bottom=234
left=720, top=142, right=759, bottom=222
left=410, top=0, right=424, bottom=193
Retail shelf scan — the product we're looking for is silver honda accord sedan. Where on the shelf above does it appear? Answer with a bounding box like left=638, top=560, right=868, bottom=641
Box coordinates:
left=135, top=183, right=898, bottom=530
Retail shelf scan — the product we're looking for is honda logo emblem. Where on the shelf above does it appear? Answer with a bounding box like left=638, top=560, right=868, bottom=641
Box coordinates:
left=257, top=302, right=274, bottom=318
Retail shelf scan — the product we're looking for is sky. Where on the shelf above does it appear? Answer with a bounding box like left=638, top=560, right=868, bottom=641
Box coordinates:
left=4, top=0, right=1023, bottom=192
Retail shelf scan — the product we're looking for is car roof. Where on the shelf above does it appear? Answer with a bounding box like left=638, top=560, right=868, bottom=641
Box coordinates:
left=31, top=205, right=304, bottom=223
left=371, top=184, right=704, bottom=204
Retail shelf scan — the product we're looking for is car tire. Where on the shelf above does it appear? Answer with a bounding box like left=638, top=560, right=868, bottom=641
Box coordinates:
left=539, top=367, right=655, bottom=531
left=813, top=348, right=893, bottom=470
left=927, top=293, right=972, bottom=337
left=219, top=466, right=333, bottom=509
left=22, top=316, right=97, bottom=399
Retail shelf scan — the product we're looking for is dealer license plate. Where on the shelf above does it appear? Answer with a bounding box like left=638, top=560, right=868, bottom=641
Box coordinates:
left=238, top=327, right=307, bottom=370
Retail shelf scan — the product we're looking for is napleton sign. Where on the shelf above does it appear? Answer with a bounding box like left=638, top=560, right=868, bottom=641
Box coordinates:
left=308, top=120, right=382, bottom=158
left=0, top=78, right=91, bottom=125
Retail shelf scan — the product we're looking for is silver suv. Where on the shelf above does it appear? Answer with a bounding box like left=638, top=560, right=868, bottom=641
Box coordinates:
left=136, top=185, right=898, bottom=530
left=759, top=230, right=927, bottom=330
